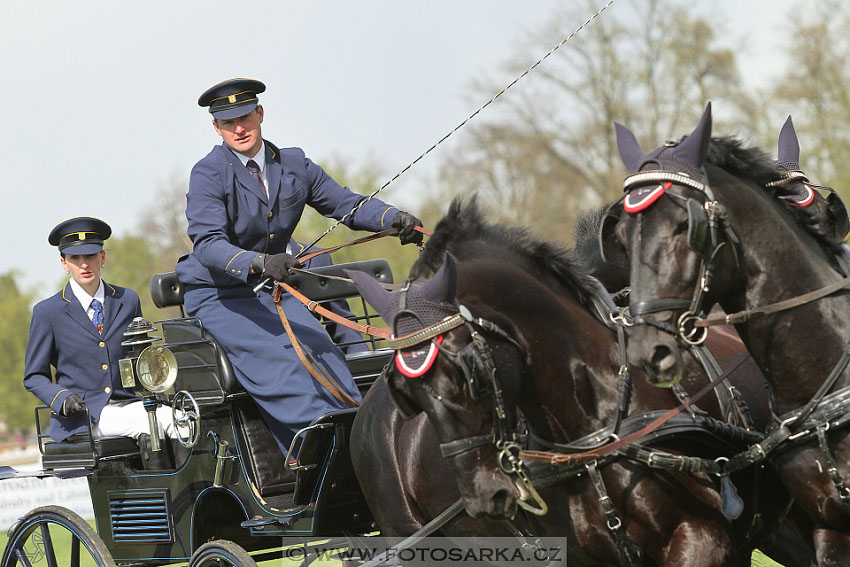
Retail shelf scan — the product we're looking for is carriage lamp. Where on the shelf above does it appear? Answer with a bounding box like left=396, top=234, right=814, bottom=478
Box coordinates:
left=119, top=317, right=161, bottom=389
left=136, top=345, right=178, bottom=393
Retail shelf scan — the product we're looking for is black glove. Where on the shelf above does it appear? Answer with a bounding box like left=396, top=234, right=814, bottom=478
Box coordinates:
left=262, top=253, right=303, bottom=281
left=392, top=212, right=424, bottom=245
left=61, top=394, right=86, bottom=417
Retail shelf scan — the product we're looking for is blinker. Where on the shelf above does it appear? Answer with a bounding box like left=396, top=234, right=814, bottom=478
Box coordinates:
left=457, top=342, right=491, bottom=400
left=686, top=198, right=708, bottom=252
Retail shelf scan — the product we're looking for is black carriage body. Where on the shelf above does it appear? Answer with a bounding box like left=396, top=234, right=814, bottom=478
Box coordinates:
left=27, top=259, right=394, bottom=565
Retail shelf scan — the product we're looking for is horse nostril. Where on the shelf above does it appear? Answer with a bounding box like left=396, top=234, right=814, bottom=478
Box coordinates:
left=491, top=488, right=515, bottom=517
left=651, top=345, right=676, bottom=372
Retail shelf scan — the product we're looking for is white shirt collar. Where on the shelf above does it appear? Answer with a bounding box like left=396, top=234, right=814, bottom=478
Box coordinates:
left=235, top=141, right=266, bottom=171
left=68, top=278, right=105, bottom=313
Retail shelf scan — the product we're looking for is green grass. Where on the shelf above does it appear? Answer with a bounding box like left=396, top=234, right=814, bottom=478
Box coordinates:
left=0, top=524, right=786, bottom=566
left=752, top=549, right=785, bottom=567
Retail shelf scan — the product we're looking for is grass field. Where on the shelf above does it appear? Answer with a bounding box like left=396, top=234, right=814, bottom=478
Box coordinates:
left=0, top=521, right=788, bottom=566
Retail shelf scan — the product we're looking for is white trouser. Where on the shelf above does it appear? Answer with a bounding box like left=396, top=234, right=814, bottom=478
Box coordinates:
left=93, top=400, right=181, bottom=440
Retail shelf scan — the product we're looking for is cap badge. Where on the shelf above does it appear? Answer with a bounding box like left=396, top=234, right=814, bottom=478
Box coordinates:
left=228, top=94, right=237, bottom=103
left=79, top=233, right=86, bottom=240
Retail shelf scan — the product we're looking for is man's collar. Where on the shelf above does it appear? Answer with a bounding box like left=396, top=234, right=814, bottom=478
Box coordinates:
left=233, top=141, right=267, bottom=170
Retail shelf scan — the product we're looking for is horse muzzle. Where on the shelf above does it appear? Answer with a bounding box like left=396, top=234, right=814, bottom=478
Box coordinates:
left=627, top=325, right=688, bottom=387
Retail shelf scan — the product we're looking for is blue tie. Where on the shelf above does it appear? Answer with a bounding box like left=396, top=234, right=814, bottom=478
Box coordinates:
left=91, top=299, right=104, bottom=334
left=246, top=159, right=266, bottom=194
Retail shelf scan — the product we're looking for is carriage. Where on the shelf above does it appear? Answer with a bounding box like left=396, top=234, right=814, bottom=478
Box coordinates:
left=1, top=259, right=396, bottom=567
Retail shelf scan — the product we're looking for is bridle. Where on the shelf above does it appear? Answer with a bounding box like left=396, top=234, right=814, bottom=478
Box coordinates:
left=382, top=286, right=548, bottom=513
left=603, top=166, right=740, bottom=346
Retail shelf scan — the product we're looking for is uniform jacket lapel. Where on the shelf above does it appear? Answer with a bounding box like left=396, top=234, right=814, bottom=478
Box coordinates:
left=61, top=282, right=101, bottom=339
left=102, top=283, right=126, bottom=338
left=223, top=143, right=268, bottom=205
left=265, top=143, right=282, bottom=206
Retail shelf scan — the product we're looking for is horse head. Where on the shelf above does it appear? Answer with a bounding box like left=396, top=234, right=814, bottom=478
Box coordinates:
left=604, top=104, right=849, bottom=391
left=602, top=104, right=738, bottom=385
left=347, top=254, right=528, bottom=520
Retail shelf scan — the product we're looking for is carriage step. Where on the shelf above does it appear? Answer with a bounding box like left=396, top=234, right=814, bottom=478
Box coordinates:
left=241, top=515, right=292, bottom=529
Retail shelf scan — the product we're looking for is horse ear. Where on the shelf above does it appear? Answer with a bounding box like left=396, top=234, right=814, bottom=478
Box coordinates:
left=614, top=121, right=645, bottom=173
left=345, top=269, right=394, bottom=319
left=671, top=102, right=713, bottom=167
left=419, top=252, right=458, bottom=305
left=778, top=115, right=800, bottom=166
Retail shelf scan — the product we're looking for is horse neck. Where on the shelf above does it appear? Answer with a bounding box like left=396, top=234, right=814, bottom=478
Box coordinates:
left=716, top=181, right=850, bottom=411
left=461, top=264, right=621, bottom=444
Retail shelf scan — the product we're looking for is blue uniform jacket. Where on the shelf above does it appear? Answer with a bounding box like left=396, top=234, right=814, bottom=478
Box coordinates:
left=24, top=282, right=143, bottom=441
left=176, top=141, right=400, bottom=287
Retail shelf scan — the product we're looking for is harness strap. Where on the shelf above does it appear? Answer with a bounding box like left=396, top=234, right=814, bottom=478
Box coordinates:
left=358, top=498, right=465, bottom=567
left=277, top=281, right=392, bottom=339
left=519, top=354, right=737, bottom=466
left=272, top=287, right=359, bottom=408
left=784, top=343, right=850, bottom=430
left=440, top=433, right=495, bottom=459
left=696, top=275, right=850, bottom=327
left=816, top=424, right=850, bottom=510
left=586, top=461, right=644, bottom=567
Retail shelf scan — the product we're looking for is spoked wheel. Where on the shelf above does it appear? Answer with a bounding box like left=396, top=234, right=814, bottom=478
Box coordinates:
left=189, top=540, right=258, bottom=567
left=1, top=506, right=115, bottom=567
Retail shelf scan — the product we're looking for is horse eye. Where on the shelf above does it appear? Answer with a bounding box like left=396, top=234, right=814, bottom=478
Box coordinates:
left=673, top=219, right=689, bottom=235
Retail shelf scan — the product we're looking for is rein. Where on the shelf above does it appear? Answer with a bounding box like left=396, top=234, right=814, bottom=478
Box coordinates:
left=696, top=274, right=850, bottom=327
left=272, top=285, right=360, bottom=408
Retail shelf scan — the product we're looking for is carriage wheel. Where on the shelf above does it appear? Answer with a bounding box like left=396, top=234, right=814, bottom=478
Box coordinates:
left=188, top=540, right=258, bottom=567
left=1, top=505, right=115, bottom=567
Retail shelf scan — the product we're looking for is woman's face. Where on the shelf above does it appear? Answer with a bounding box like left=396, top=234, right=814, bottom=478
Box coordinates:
left=61, top=251, right=105, bottom=290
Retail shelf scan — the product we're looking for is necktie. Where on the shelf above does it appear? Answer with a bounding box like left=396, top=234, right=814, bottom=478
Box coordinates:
left=246, top=159, right=267, bottom=197
left=91, top=299, right=104, bottom=334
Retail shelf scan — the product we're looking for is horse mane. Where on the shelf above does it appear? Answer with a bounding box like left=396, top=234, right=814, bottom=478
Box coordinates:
left=707, top=136, right=845, bottom=255
left=573, top=206, right=606, bottom=268
left=409, top=195, right=598, bottom=309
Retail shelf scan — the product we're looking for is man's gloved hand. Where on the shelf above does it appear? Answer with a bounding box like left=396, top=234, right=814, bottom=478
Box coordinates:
left=262, top=253, right=303, bottom=281
left=61, top=394, right=86, bottom=417
left=392, top=212, right=424, bottom=245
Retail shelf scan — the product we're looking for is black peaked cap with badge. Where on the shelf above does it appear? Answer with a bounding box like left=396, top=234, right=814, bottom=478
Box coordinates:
left=198, top=78, right=266, bottom=120
left=48, top=217, right=112, bottom=255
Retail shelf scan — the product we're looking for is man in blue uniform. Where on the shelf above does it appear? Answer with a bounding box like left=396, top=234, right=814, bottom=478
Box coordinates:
left=176, top=78, right=422, bottom=454
left=24, top=217, right=177, bottom=443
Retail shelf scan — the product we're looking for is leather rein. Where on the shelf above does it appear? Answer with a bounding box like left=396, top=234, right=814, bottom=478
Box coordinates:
left=269, top=226, right=431, bottom=407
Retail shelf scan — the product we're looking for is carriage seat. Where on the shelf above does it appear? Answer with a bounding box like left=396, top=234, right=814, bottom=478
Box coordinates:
left=151, top=271, right=186, bottom=308
left=150, top=259, right=394, bottom=308
left=41, top=434, right=140, bottom=470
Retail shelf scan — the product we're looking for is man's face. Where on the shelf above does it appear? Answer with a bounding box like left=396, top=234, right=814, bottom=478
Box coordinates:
left=213, top=106, right=264, bottom=157
left=61, top=251, right=105, bottom=289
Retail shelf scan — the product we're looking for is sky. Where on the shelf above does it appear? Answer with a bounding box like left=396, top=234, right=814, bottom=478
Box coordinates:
left=2, top=0, right=802, bottom=299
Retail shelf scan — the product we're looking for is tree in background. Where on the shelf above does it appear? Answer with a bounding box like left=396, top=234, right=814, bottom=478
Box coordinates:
left=428, top=0, right=758, bottom=243
left=770, top=0, right=850, bottom=202
left=0, top=273, right=36, bottom=434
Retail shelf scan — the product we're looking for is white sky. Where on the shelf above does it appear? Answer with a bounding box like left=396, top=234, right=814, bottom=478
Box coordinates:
left=2, top=0, right=800, bottom=298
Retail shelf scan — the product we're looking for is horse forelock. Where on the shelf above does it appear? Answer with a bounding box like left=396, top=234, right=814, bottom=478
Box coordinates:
left=706, top=136, right=845, bottom=256
left=411, top=195, right=598, bottom=309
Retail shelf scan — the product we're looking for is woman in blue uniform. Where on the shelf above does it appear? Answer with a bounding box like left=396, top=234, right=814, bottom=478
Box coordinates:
left=176, top=78, right=422, bottom=454
left=24, top=217, right=177, bottom=443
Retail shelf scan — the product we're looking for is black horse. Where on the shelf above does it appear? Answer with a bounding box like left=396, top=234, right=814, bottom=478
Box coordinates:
left=607, top=103, right=850, bottom=565
left=347, top=197, right=809, bottom=566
